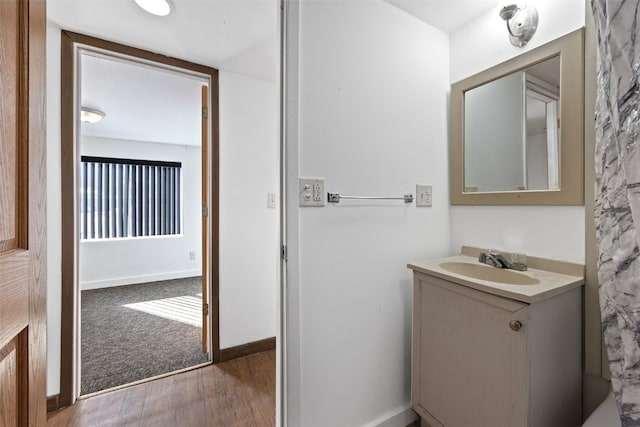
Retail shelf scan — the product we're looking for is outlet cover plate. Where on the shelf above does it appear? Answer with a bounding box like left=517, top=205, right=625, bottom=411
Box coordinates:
left=299, top=178, right=325, bottom=207
left=268, top=192, right=277, bottom=209
left=416, top=184, right=432, bottom=207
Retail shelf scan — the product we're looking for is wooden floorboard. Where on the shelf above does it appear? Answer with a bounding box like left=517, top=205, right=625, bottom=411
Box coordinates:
left=47, top=350, right=275, bottom=427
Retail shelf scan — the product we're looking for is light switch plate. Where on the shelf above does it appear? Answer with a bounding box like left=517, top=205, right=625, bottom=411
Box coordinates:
left=299, top=178, right=325, bottom=207
left=268, top=192, right=277, bottom=209
left=416, top=184, right=432, bottom=207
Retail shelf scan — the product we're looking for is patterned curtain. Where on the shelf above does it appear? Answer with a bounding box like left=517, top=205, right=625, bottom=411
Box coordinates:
left=592, top=1, right=640, bottom=425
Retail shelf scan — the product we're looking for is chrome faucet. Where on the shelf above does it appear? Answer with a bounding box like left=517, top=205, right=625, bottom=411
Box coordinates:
left=478, top=250, right=527, bottom=271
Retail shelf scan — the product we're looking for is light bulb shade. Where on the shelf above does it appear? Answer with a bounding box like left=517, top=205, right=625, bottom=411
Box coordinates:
left=134, top=0, right=172, bottom=16
left=81, top=107, right=105, bottom=124
left=499, top=4, right=519, bottom=21
left=499, top=4, right=538, bottom=48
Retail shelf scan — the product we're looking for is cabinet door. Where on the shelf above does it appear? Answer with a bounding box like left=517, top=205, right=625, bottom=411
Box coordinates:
left=412, top=274, right=529, bottom=427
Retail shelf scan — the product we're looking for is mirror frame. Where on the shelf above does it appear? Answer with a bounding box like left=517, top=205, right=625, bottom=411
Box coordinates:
left=450, top=29, right=584, bottom=205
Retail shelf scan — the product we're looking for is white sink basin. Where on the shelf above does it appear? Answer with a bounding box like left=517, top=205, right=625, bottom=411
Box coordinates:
left=439, top=261, right=541, bottom=285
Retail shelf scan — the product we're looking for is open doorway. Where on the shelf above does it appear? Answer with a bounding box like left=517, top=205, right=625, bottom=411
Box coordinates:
left=76, top=49, right=213, bottom=395
left=60, top=31, right=220, bottom=399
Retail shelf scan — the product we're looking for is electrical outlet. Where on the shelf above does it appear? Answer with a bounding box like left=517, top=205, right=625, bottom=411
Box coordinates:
left=416, top=184, right=432, bottom=207
left=313, top=183, right=322, bottom=201
left=299, top=178, right=325, bottom=207
left=189, top=251, right=196, bottom=260
left=268, top=193, right=277, bottom=209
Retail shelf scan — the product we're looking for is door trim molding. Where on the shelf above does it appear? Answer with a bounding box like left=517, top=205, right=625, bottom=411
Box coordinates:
left=59, top=30, right=220, bottom=407
left=27, top=0, right=48, bottom=421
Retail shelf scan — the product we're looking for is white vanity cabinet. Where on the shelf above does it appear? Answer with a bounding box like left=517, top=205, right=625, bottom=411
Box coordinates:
left=409, top=250, right=583, bottom=427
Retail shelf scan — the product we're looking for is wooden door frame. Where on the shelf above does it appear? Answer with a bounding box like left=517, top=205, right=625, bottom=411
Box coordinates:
left=0, top=0, right=47, bottom=423
left=59, top=30, right=220, bottom=407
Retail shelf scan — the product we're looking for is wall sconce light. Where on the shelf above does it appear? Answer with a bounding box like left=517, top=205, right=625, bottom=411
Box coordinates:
left=81, top=107, right=106, bottom=124
left=499, top=4, right=538, bottom=47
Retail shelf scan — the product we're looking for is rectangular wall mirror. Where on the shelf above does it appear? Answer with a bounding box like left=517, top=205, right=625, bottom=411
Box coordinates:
left=450, top=29, right=584, bottom=205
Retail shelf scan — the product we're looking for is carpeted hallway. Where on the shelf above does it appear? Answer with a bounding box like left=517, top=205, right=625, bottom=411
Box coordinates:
left=80, top=277, right=209, bottom=395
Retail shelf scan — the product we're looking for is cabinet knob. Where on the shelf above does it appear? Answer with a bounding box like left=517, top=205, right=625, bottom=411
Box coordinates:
left=509, top=320, right=523, bottom=331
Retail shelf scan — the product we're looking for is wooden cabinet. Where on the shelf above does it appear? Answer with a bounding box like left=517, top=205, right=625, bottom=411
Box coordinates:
left=411, top=271, right=582, bottom=427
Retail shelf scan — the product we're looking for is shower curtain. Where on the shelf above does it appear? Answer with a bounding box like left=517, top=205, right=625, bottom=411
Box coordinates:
left=593, top=1, right=640, bottom=425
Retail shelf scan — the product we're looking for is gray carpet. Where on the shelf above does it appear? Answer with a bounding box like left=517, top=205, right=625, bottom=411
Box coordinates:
left=80, top=276, right=209, bottom=395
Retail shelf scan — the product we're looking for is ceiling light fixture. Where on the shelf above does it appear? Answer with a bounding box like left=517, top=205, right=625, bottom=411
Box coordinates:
left=134, top=0, right=172, bottom=16
left=80, top=107, right=106, bottom=124
left=499, top=4, right=538, bottom=48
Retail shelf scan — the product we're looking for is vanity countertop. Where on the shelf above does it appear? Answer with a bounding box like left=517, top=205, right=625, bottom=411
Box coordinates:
left=408, top=247, right=584, bottom=304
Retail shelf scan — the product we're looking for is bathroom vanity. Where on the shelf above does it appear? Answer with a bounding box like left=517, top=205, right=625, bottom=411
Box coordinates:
left=408, top=247, right=584, bottom=427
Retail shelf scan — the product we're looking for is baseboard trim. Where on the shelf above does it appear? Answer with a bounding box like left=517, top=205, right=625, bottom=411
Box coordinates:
left=80, top=270, right=201, bottom=290
left=47, top=395, right=60, bottom=413
left=367, top=406, right=418, bottom=427
left=219, top=337, right=276, bottom=362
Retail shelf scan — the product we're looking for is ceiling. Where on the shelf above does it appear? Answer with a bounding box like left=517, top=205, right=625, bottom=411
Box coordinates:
left=80, top=53, right=205, bottom=146
left=48, top=0, right=280, bottom=82
left=384, top=0, right=498, bottom=33
left=50, top=0, right=499, bottom=146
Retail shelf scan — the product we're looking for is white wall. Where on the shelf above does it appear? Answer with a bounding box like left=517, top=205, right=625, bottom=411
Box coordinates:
left=293, top=1, right=450, bottom=425
left=219, top=70, right=279, bottom=349
left=46, top=23, right=279, bottom=395
left=449, top=0, right=586, bottom=263
left=79, top=137, right=202, bottom=290
left=450, top=0, right=586, bottom=83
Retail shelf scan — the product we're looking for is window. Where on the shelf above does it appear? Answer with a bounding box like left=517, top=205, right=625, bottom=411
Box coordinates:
left=80, top=156, right=182, bottom=240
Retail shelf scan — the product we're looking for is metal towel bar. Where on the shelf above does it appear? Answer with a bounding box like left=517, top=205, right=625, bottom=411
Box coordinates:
left=327, top=192, right=414, bottom=204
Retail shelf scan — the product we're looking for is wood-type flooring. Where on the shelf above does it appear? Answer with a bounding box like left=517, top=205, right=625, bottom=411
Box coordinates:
left=47, top=350, right=275, bottom=427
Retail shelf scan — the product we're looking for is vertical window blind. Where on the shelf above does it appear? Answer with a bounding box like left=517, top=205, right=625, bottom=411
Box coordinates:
left=80, top=156, right=182, bottom=240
